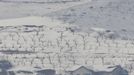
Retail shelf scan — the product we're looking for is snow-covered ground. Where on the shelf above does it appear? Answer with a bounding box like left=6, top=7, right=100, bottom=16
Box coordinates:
left=0, top=0, right=134, bottom=75
left=0, top=16, right=133, bottom=74
left=0, top=0, right=90, bottom=19
left=46, top=0, right=134, bottom=39
left=1, top=0, right=82, bottom=3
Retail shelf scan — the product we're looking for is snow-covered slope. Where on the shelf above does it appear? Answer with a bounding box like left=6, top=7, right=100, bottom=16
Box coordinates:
left=0, top=0, right=134, bottom=74
left=1, top=0, right=82, bottom=3
left=0, top=0, right=90, bottom=19
left=0, top=16, right=133, bottom=74
left=46, top=0, right=134, bottom=39
left=0, top=16, right=69, bottom=27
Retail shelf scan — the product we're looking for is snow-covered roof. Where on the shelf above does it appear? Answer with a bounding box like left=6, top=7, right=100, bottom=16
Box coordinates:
left=0, top=16, right=70, bottom=27
left=92, top=65, right=116, bottom=72
left=66, top=65, right=116, bottom=72
left=8, top=66, right=55, bottom=72
left=41, top=67, right=54, bottom=70
left=8, top=66, right=41, bottom=72
left=66, top=65, right=83, bottom=71
left=66, top=65, right=94, bottom=72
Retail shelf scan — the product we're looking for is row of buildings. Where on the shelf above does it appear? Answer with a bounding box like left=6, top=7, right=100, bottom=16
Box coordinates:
left=65, top=65, right=128, bottom=75
left=0, top=65, right=129, bottom=75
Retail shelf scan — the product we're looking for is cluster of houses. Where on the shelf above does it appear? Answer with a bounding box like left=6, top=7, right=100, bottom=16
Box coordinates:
left=65, top=65, right=128, bottom=75
left=0, top=67, right=56, bottom=75
left=0, top=65, right=129, bottom=75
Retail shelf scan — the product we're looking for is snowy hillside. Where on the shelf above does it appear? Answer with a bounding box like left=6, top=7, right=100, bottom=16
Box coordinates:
left=1, top=0, right=82, bottom=3
left=0, top=0, right=134, bottom=75
left=0, top=0, right=90, bottom=19
left=0, top=16, right=134, bottom=74
left=46, top=0, right=134, bottom=39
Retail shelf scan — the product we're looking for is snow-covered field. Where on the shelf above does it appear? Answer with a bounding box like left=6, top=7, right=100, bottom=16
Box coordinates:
left=1, top=0, right=81, bottom=3
left=0, top=0, right=90, bottom=19
left=0, top=0, right=134, bottom=75
left=0, top=16, right=133, bottom=74
left=46, top=0, right=134, bottom=39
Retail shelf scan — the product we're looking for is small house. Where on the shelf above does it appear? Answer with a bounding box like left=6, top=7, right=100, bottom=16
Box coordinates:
left=111, top=65, right=128, bottom=75
left=7, top=66, right=38, bottom=75
left=93, top=65, right=115, bottom=75
left=65, top=65, right=94, bottom=75
left=36, top=69, right=55, bottom=75
left=93, top=65, right=128, bottom=75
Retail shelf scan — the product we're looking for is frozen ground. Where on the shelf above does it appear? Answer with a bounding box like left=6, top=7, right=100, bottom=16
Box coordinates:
left=46, top=0, right=134, bottom=39
left=0, top=16, right=133, bottom=74
left=0, top=0, right=90, bottom=19
left=0, top=0, right=134, bottom=75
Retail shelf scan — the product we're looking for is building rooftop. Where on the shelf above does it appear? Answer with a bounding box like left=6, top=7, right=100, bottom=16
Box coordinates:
left=66, top=65, right=116, bottom=72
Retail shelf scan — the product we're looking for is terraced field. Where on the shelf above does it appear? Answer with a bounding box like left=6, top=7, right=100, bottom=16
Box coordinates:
left=0, top=17, right=134, bottom=74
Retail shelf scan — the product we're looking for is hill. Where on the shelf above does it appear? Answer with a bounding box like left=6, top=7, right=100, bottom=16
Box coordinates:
left=0, top=16, right=133, bottom=74
left=46, top=0, right=134, bottom=39
left=0, top=0, right=90, bottom=19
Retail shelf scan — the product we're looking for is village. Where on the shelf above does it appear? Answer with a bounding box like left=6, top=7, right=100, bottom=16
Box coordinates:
left=0, top=60, right=129, bottom=75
